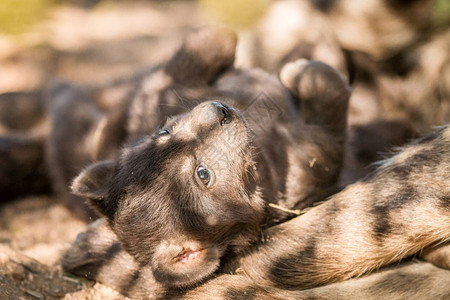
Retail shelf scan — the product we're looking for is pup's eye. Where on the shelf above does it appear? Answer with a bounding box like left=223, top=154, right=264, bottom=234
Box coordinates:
left=159, top=129, right=170, bottom=136
left=196, top=166, right=213, bottom=187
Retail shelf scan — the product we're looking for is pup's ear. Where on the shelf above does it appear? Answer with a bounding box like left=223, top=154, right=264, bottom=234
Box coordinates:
left=71, top=160, right=115, bottom=218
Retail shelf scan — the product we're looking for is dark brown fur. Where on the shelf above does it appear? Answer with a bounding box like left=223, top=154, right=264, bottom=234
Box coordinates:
left=64, top=28, right=349, bottom=288
left=0, top=26, right=349, bottom=291
left=0, top=91, right=51, bottom=199
left=61, top=28, right=449, bottom=297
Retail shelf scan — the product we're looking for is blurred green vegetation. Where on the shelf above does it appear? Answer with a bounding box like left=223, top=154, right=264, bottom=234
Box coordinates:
left=0, top=0, right=57, bottom=35
left=0, top=0, right=100, bottom=35
left=434, top=0, right=450, bottom=25
left=0, top=0, right=447, bottom=36
left=199, top=0, right=270, bottom=29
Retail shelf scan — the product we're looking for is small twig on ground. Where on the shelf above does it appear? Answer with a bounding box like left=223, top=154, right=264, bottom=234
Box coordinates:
left=268, top=203, right=302, bottom=215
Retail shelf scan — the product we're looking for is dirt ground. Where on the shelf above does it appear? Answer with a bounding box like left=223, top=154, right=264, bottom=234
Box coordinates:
left=0, top=196, right=129, bottom=299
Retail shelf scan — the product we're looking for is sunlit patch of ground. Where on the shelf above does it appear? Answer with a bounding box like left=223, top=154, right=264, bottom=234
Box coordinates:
left=0, top=196, right=131, bottom=299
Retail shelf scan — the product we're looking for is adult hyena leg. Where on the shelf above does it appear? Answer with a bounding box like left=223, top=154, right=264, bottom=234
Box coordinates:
left=279, top=59, right=350, bottom=138
left=181, top=263, right=450, bottom=300
left=63, top=222, right=450, bottom=299
left=239, top=125, right=450, bottom=289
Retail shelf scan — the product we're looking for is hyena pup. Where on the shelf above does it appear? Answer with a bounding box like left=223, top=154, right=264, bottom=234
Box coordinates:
left=58, top=26, right=349, bottom=293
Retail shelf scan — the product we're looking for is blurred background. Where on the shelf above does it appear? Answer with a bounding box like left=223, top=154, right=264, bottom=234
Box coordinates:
left=0, top=0, right=449, bottom=298
left=0, top=0, right=448, bottom=89
left=1, top=0, right=449, bottom=180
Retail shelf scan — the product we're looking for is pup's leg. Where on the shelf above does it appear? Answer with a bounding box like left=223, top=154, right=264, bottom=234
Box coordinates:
left=46, top=81, right=103, bottom=220
left=62, top=219, right=169, bottom=299
left=0, top=91, right=51, bottom=200
left=126, top=27, right=237, bottom=137
left=268, top=60, right=350, bottom=214
left=280, top=59, right=350, bottom=138
left=164, top=27, right=237, bottom=85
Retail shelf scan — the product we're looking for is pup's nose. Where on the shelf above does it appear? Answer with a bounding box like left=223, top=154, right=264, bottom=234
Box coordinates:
left=212, top=102, right=232, bottom=125
left=196, top=101, right=233, bottom=126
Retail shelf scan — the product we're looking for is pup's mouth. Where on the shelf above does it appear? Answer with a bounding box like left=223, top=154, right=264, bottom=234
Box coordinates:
left=178, top=248, right=204, bottom=263
left=152, top=241, right=222, bottom=288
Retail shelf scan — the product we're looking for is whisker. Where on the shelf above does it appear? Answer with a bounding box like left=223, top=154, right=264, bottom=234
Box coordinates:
left=158, top=103, right=187, bottom=109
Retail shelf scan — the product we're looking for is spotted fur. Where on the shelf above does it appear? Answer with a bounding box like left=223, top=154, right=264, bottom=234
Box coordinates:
left=63, top=125, right=450, bottom=299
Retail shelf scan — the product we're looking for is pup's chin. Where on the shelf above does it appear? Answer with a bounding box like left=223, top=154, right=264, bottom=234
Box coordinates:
left=151, top=240, right=223, bottom=288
